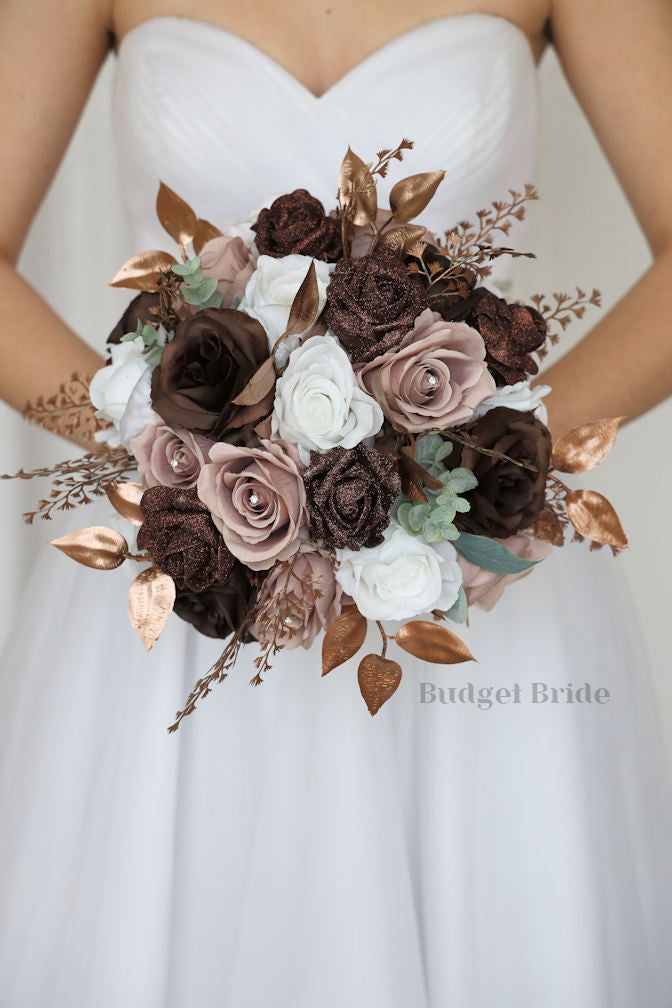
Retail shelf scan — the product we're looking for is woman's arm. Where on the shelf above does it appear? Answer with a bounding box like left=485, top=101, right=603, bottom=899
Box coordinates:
left=0, top=0, right=111, bottom=443
left=538, top=0, right=672, bottom=439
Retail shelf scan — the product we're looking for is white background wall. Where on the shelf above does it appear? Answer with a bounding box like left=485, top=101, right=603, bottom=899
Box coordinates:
left=1, top=51, right=670, bottom=751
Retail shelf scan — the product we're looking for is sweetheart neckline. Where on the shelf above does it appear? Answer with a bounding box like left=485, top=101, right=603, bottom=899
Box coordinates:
left=116, top=11, right=538, bottom=102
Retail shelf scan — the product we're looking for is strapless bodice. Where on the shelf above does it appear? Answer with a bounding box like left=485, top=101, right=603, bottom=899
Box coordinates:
left=114, top=13, right=539, bottom=279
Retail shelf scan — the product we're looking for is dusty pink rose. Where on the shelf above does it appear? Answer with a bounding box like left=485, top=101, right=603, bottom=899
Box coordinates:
left=457, top=533, right=552, bottom=612
left=200, top=235, right=254, bottom=306
left=356, top=308, right=496, bottom=432
left=131, top=423, right=212, bottom=489
left=252, top=545, right=344, bottom=650
left=197, top=439, right=307, bottom=571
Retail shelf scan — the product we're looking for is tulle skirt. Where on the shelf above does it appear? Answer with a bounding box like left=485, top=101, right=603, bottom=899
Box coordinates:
left=1, top=530, right=671, bottom=1007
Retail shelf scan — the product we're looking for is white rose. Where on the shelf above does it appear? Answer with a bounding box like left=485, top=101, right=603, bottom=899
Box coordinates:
left=219, top=195, right=278, bottom=250
left=336, top=524, right=463, bottom=622
left=240, top=254, right=333, bottom=365
left=117, top=365, right=160, bottom=448
left=472, top=381, right=551, bottom=424
left=90, top=338, right=159, bottom=448
left=271, top=334, right=383, bottom=462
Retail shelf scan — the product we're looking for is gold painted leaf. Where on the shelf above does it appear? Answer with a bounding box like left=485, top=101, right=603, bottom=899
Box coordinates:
left=232, top=357, right=277, bottom=407
left=106, top=481, right=144, bottom=526
left=358, top=654, right=402, bottom=715
left=193, top=218, right=223, bottom=254
left=156, top=182, right=199, bottom=247
left=389, top=171, right=445, bottom=224
left=128, top=566, right=176, bottom=651
left=339, top=147, right=377, bottom=227
left=395, top=621, right=475, bottom=664
left=322, top=606, right=368, bottom=675
left=551, top=417, right=625, bottom=473
left=377, top=224, right=428, bottom=255
left=50, top=526, right=128, bottom=570
left=109, top=250, right=177, bottom=290
left=566, top=490, right=628, bottom=548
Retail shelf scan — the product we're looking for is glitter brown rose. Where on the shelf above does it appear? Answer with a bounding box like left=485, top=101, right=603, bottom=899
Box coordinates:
left=252, top=189, right=342, bottom=262
left=454, top=407, right=552, bottom=537
left=173, top=563, right=258, bottom=640
left=324, top=251, right=429, bottom=363
left=460, top=288, right=547, bottom=386
left=137, top=486, right=235, bottom=593
left=150, top=308, right=273, bottom=441
left=304, top=444, right=401, bottom=551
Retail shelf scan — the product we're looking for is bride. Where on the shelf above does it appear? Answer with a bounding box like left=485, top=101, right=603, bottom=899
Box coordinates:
left=1, top=1, right=672, bottom=1005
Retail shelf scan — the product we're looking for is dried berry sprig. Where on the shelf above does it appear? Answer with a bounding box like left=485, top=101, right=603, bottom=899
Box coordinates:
left=167, top=630, right=246, bottom=733
left=1, top=446, right=135, bottom=523
left=530, top=288, right=602, bottom=356
left=369, top=139, right=415, bottom=179
left=446, top=185, right=539, bottom=256
left=251, top=560, right=324, bottom=684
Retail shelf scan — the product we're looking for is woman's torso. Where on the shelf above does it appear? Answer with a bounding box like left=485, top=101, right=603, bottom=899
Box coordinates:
left=113, top=8, right=542, bottom=280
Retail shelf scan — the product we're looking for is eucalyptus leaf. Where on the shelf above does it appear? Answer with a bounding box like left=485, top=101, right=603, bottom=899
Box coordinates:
left=444, top=585, right=468, bottom=624
left=454, top=533, right=539, bottom=574
left=171, top=257, right=201, bottom=277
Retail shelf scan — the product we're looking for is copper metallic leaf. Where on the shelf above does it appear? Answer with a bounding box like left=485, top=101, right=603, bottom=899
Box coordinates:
left=253, top=416, right=273, bottom=439
left=193, top=218, right=223, bottom=255
left=357, top=654, right=402, bottom=715
left=109, top=250, right=177, bottom=291
left=128, top=566, right=176, bottom=651
left=156, top=182, right=199, bottom=247
left=322, top=606, right=368, bottom=675
left=232, top=358, right=277, bottom=407
left=528, top=509, right=565, bottom=547
left=551, top=417, right=625, bottom=473
left=285, top=260, right=319, bottom=338
left=389, top=171, right=445, bottom=224
left=395, top=621, right=475, bottom=664
left=339, top=147, right=377, bottom=226
left=106, top=481, right=145, bottom=526
left=50, top=525, right=128, bottom=570
left=377, top=224, right=428, bottom=255
left=565, top=490, right=628, bottom=549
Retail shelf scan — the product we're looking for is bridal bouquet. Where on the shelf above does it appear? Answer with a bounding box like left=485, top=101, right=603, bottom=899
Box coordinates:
left=4, top=140, right=627, bottom=724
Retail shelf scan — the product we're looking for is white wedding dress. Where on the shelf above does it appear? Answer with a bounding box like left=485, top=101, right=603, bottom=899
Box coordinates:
left=1, top=14, right=671, bottom=1008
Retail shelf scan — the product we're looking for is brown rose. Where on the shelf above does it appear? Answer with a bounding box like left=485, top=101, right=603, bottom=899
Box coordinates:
left=197, top=439, right=307, bottom=571
left=356, top=308, right=496, bottom=433
left=137, top=486, right=235, bottom=592
left=107, top=291, right=160, bottom=347
left=251, top=545, right=344, bottom=650
left=303, top=444, right=401, bottom=551
left=173, top=563, right=259, bottom=640
left=460, top=288, right=547, bottom=386
left=324, top=251, right=429, bottom=363
left=454, top=407, right=552, bottom=537
left=150, top=307, right=273, bottom=441
left=252, top=189, right=342, bottom=262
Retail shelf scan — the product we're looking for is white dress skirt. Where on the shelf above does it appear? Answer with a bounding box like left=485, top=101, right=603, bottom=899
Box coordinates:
left=1, top=13, right=671, bottom=1007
